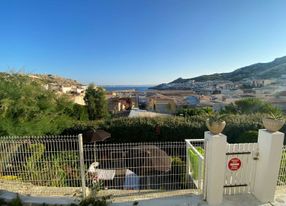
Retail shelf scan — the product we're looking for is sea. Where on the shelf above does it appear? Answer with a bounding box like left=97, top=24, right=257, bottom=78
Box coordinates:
left=102, top=85, right=152, bottom=92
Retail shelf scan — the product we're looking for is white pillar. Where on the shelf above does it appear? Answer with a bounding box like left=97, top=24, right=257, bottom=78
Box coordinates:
left=204, top=131, right=227, bottom=206
left=253, top=129, right=284, bottom=203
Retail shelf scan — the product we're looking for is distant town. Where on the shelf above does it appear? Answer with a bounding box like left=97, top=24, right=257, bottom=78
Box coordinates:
left=12, top=56, right=282, bottom=117
left=41, top=74, right=286, bottom=117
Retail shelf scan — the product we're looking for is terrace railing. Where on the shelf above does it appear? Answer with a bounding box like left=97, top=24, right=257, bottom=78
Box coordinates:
left=0, top=135, right=203, bottom=198
left=0, top=135, right=82, bottom=196
left=1, top=133, right=283, bottom=199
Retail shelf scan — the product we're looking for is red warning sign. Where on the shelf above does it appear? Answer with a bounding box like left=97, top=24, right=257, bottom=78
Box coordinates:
left=228, top=158, right=241, bottom=171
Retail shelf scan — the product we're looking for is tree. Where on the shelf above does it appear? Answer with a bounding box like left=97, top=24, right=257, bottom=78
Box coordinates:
left=84, top=85, right=108, bottom=120
left=72, top=104, right=89, bottom=121
left=0, top=75, right=75, bottom=135
left=222, top=98, right=282, bottom=114
left=176, top=107, right=213, bottom=117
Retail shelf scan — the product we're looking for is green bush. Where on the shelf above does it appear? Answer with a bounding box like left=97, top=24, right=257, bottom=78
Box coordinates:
left=61, top=120, right=102, bottom=135
left=72, top=104, right=89, bottom=121
left=62, top=113, right=277, bottom=144
left=0, top=198, right=7, bottom=206
left=99, top=114, right=265, bottom=143
left=176, top=107, right=213, bottom=117
left=80, top=196, right=111, bottom=206
left=0, top=195, right=23, bottom=206
left=22, top=144, right=80, bottom=187
left=101, top=116, right=206, bottom=142
left=0, top=75, right=77, bottom=136
left=222, top=114, right=264, bottom=143
left=235, top=130, right=258, bottom=143
left=222, top=98, right=282, bottom=114
left=170, top=157, right=186, bottom=189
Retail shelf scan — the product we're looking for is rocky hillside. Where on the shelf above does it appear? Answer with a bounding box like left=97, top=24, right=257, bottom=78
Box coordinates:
left=0, top=72, right=83, bottom=87
left=152, top=56, right=286, bottom=89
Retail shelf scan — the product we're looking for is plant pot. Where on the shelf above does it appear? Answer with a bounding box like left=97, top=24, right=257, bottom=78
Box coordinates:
left=262, top=118, right=285, bottom=132
left=206, top=119, right=226, bottom=135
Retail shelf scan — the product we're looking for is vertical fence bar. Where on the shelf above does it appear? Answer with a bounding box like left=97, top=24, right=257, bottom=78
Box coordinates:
left=185, top=140, right=190, bottom=181
left=203, top=139, right=208, bottom=200
left=78, top=134, right=86, bottom=198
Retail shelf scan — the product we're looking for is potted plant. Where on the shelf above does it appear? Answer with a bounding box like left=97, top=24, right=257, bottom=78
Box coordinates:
left=262, top=112, right=285, bottom=132
left=206, top=113, right=227, bottom=135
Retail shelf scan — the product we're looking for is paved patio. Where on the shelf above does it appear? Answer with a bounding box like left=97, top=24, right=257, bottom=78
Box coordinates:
left=1, top=189, right=286, bottom=206
left=112, top=193, right=284, bottom=206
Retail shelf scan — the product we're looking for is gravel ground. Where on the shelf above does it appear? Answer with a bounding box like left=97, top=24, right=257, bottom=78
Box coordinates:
left=2, top=179, right=285, bottom=206
left=98, top=189, right=198, bottom=203
left=0, top=180, right=82, bottom=197
left=0, top=179, right=199, bottom=203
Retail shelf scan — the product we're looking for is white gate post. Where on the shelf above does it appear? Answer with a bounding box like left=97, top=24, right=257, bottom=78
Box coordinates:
left=253, top=129, right=284, bottom=203
left=204, top=131, right=227, bottom=206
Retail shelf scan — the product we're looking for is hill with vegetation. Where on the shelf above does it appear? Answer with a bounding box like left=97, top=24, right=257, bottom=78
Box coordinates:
left=0, top=72, right=108, bottom=136
left=0, top=72, right=83, bottom=87
left=152, top=56, right=286, bottom=89
left=0, top=73, right=93, bottom=136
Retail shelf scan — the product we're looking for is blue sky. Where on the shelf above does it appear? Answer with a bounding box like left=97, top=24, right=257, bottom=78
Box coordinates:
left=0, top=0, right=286, bottom=85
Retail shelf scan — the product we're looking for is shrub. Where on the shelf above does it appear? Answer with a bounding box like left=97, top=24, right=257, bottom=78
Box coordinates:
left=100, top=114, right=265, bottom=143
left=222, top=98, right=282, bottom=115
left=176, top=107, right=213, bottom=117
left=0, top=198, right=5, bottom=206
left=235, top=130, right=258, bottom=143
left=72, top=104, right=89, bottom=121
left=0, top=75, right=76, bottom=136
left=0, top=195, right=23, bottom=206
left=79, top=196, right=111, bottom=206
left=170, top=157, right=186, bottom=189
left=62, top=113, right=272, bottom=143
left=101, top=116, right=207, bottom=142
left=61, top=120, right=102, bottom=135
left=22, top=144, right=80, bottom=187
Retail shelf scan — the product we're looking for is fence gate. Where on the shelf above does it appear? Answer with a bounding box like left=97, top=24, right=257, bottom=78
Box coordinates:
left=224, top=143, right=259, bottom=195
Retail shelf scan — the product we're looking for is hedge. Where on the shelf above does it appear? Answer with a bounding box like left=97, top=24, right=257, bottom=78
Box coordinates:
left=61, top=113, right=278, bottom=143
left=105, top=114, right=268, bottom=143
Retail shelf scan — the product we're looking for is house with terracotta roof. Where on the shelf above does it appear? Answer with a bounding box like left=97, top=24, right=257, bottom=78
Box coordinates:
left=147, top=94, right=177, bottom=114
left=108, top=97, right=136, bottom=113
